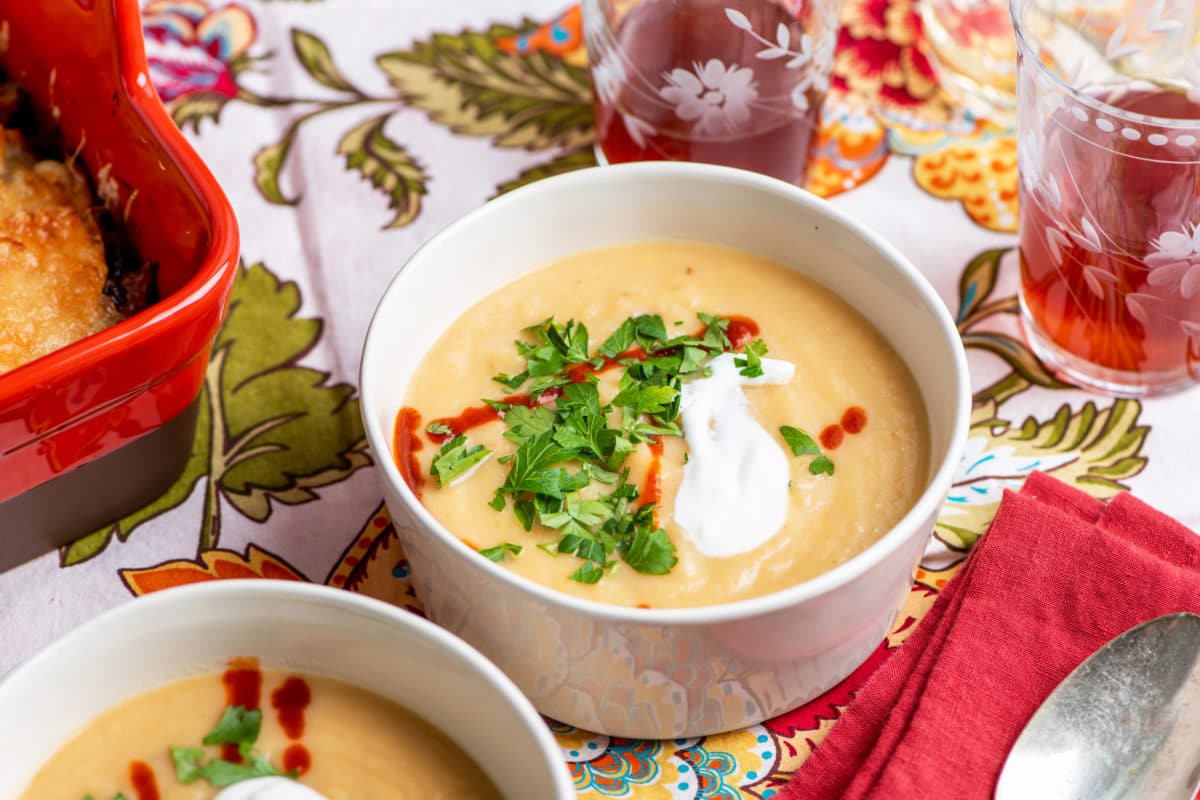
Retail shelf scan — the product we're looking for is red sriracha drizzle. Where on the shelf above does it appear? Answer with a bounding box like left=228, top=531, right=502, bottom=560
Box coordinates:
left=128, top=761, right=159, bottom=800
left=272, top=675, right=313, bottom=775
left=820, top=407, right=869, bottom=451
left=220, top=659, right=262, bottom=763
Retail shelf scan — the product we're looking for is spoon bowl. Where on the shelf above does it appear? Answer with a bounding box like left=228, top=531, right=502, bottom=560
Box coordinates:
left=996, top=612, right=1200, bottom=800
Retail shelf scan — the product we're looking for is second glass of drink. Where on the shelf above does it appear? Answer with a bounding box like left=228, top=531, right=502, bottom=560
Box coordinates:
left=582, top=0, right=844, bottom=185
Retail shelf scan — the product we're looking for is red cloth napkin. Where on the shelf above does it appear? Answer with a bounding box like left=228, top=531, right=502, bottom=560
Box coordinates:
left=782, top=471, right=1200, bottom=800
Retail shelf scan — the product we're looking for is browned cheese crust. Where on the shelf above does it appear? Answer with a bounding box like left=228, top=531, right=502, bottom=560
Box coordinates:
left=0, top=128, right=119, bottom=375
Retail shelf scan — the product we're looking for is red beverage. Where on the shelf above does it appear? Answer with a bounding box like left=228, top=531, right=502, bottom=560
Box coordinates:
left=585, top=0, right=833, bottom=184
left=1019, top=88, right=1200, bottom=388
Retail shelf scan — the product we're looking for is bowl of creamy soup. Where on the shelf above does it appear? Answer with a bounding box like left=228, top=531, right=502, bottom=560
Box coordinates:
left=0, top=581, right=572, bottom=800
left=360, top=162, right=970, bottom=739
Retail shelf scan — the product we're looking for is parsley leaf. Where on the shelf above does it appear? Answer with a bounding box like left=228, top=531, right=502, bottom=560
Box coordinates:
left=734, top=338, right=768, bottom=378
left=634, top=314, right=669, bottom=348
left=530, top=375, right=573, bottom=396
left=584, top=462, right=620, bottom=484
left=491, top=371, right=528, bottom=391
left=620, top=526, right=678, bottom=575
left=607, top=434, right=636, bottom=471
left=698, top=313, right=731, bottom=350
left=517, top=339, right=566, bottom=378
left=569, top=561, right=609, bottom=584
left=513, top=498, right=537, bottom=530
left=678, top=345, right=708, bottom=374
left=203, top=755, right=294, bottom=786
left=425, top=421, right=455, bottom=436
left=171, top=748, right=294, bottom=787
left=560, top=381, right=602, bottom=417
left=502, top=404, right=556, bottom=446
left=780, top=425, right=821, bottom=456
left=781, top=425, right=835, bottom=475
left=558, top=532, right=608, bottom=563
left=612, top=381, right=679, bottom=417
left=554, top=407, right=609, bottom=460
left=171, top=747, right=207, bottom=783
left=810, top=455, right=835, bottom=476
left=544, top=319, right=590, bottom=363
left=540, top=493, right=613, bottom=535
left=499, top=433, right=574, bottom=497
left=429, top=435, right=492, bottom=488
left=201, top=705, right=261, bottom=759
left=599, top=318, right=637, bottom=357
left=479, top=542, right=522, bottom=561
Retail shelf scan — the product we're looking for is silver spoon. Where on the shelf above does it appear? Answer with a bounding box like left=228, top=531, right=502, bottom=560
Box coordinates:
left=996, top=612, right=1200, bottom=800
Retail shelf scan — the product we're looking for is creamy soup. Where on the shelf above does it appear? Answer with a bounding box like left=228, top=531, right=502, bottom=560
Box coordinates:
left=21, top=661, right=501, bottom=800
left=398, top=241, right=930, bottom=608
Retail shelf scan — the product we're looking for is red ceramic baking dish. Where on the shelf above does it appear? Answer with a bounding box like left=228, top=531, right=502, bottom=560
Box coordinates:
left=0, top=0, right=239, bottom=569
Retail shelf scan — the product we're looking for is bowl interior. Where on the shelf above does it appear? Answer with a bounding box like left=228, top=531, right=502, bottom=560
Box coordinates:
left=0, top=582, right=569, bottom=799
left=362, top=164, right=965, bottom=590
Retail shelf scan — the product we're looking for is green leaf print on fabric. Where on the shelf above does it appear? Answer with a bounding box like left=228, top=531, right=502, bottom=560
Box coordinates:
left=253, top=136, right=301, bottom=206
left=377, top=26, right=594, bottom=150
left=494, top=146, right=598, bottom=197
left=956, top=247, right=1005, bottom=326
left=229, top=19, right=591, bottom=227
left=61, top=262, right=369, bottom=566
left=961, top=331, right=1069, bottom=390
left=953, top=247, right=1068, bottom=391
left=934, top=396, right=1149, bottom=551
left=338, top=115, right=429, bottom=229
left=292, top=29, right=363, bottom=94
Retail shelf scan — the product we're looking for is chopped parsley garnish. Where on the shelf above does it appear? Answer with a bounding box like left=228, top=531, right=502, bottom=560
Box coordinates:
left=425, top=421, right=455, bottom=436
left=170, top=705, right=296, bottom=788
left=619, top=526, right=678, bottom=575
left=780, top=425, right=835, bottom=476
left=492, top=371, right=527, bottom=390
left=809, top=455, right=835, bottom=476
left=172, top=748, right=293, bottom=786
left=427, top=313, right=772, bottom=583
left=479, top=542, right=522, bottom=561
left=735, top=338, right=768, bottom=378
left=201, top=705, right=262, bottom=759
left=429, top=435, right=492, bottom=487
left=570, top=560, right=610, bottom=584
left=780, top=425, right=820, bottom=456
left=83, top=795, right=128, bottom=800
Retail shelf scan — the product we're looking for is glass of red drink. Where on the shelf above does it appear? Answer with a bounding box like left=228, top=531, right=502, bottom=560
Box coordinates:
left=1013, top=0, right=1200, bottom=396
left=582, top=0, right=843, bottom=185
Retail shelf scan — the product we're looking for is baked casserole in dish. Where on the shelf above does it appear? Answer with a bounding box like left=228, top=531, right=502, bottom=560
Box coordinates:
left=0, top=0, right=239, bottom=569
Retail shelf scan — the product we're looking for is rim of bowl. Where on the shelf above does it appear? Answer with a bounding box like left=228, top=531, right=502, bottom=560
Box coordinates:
left=360, top=161, right=971, bottom=626
left=1009, top=0, right=1200, bottom=131
left=0, top=580, right=573, bottom=798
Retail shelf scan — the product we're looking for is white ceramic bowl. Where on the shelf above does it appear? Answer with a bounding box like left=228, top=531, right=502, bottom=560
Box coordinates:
left=0, top=581, right=572, bottom=799
left=360, top=162, right=970, bottom=739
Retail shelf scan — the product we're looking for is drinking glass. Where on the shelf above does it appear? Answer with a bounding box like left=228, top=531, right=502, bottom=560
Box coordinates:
left=919, top=0, right=1018, bottom=120
left=1013, top=0, right=1200, bottom=396
left=581, top=0, right=844, bottom=186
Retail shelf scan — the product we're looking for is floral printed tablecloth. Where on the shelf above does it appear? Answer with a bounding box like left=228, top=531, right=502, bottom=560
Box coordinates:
left=3, top=0, right=1198, bottom=797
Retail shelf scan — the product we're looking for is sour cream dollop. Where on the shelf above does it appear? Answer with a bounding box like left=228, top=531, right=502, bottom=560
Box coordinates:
left=215, top=777, right=330, bottom=800
left=673, top=351, right=795, bottom=557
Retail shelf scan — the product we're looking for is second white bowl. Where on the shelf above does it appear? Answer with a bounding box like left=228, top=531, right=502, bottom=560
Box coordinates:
left=0, top=581, right=572, bottom=799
